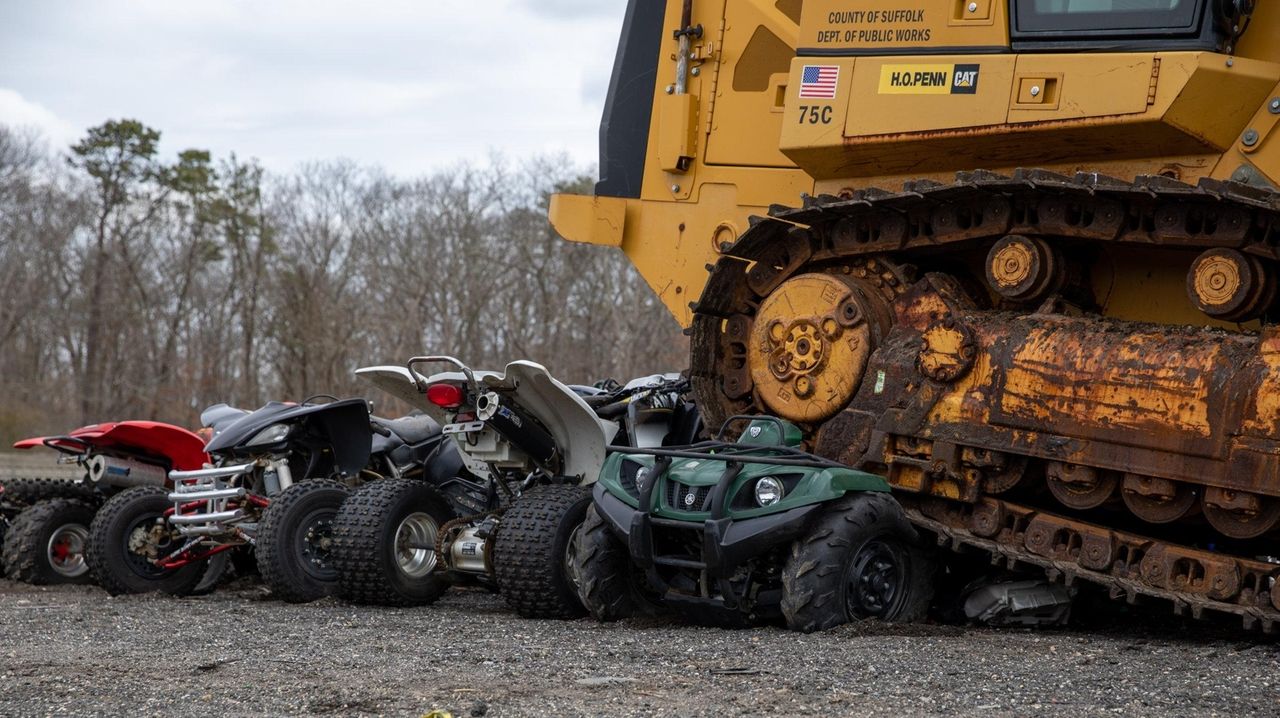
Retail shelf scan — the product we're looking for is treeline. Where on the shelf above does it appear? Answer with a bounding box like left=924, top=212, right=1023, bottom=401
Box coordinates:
left=0, top=120, right=684, bottom=444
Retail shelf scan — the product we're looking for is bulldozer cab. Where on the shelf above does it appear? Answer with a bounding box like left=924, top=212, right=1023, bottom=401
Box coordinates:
left=551, top=0, right=1278, bottom=327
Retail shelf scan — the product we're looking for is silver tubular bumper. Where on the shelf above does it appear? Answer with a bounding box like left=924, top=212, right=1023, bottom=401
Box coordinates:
left=168, top=462, right=260, bottom=538
left=169, top=462, right=257, bottom=482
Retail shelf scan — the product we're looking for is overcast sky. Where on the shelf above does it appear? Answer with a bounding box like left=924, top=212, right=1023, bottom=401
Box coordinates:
left=0, top=0, right=629, bottom=175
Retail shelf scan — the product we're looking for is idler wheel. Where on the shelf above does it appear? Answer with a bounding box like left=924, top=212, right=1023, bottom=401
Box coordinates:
left=1046, top=462, right=1118, bottom=511
left=982, top=455, right=1027, bottom=495
left=985, top=235, right=1064, bottom=303
left=1203, top=487, right=1280, bottom=540
left=1120, top=474, right=1197, bottom=525
left=748, top=273, right=892, bottom=423
left=1187, top=248, right=1276, bottom=322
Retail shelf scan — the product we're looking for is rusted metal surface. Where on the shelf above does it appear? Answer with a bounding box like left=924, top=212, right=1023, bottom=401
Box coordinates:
left=905, top=495, right=1280, bottom=632
left=747, top=273, right=884, bottom=422
left=690, top=170, right=1280, bottom=628
left=1188, top=248, right=1276, bottom=321
left=985, top=235, right=1063, bottom=303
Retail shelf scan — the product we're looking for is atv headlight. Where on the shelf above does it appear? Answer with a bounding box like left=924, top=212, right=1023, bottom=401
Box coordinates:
left=634, top=466, right=653, bottom=493
left=246, top=423, right=292, bottom=447
left=754, top=477, right=784, bottom=507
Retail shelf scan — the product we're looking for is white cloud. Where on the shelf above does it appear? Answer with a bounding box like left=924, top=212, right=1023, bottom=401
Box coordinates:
left=0, top=0, right=631, bottom=175
left=518, top=0, right=629, bottom=18
left=0, top=89, right=78, bottom=148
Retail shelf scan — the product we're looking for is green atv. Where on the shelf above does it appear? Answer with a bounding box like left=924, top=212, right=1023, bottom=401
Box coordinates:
left=570, top=416, right=934, bottom=632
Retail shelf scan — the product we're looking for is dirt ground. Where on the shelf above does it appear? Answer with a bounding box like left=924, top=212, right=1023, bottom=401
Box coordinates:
left=0, top=576, right=1276, bottom=718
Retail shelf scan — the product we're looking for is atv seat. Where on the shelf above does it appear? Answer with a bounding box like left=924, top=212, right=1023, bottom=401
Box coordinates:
left=375, top=414, right=442, bottom=445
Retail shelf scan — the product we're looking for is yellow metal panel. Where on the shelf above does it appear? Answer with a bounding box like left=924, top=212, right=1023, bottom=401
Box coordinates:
left=843, top=55, right=1015, bottom=137
left=703, top=2, right=800, bottom=169
left=779, top=57, right=854, bottom=157
left=1236, top=4, right=1280, bottom=66
left=657, top=93, right=700, bottom=173
left=1164, top=54, right=1280, bottom=153
left=548, top=194, right=627, bottom=249
left=798, top=0, right=1007, bottom=54
left=1007, top=54, right=1152, bottom=124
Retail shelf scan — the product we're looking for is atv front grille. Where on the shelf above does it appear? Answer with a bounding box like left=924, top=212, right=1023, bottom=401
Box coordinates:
left=665, top=479, right=711, bottom=512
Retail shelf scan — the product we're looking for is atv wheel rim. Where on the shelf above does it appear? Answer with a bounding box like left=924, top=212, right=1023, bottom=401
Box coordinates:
left=297, top=508, right=339, bottom=581
left=844, top=540, right=903, bottom=619
left=564, top=523, right=585, bottom=596
left=47, top=523, right=90, bottom=578
left=124, top=515, right=179, bottom=578
left=394, top=512, right=439, bottom=579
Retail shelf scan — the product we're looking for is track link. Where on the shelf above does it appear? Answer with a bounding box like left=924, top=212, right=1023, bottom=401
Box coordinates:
left=904, top=496, right=1280, bottom=633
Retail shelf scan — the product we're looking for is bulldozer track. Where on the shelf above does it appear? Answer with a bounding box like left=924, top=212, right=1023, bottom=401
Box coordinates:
left=691, top=169, right=1280, bottom=632
left=903, top=495, right=1280, bottom=633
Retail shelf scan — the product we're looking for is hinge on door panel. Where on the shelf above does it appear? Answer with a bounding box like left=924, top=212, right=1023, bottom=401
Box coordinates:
left=1147, top=58, right=1161, bottom=106
left=700, top=17, right=726, bottom=136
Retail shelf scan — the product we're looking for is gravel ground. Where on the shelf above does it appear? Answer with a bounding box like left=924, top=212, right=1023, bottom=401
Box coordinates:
left=0, top=578, right=1277, bottom=718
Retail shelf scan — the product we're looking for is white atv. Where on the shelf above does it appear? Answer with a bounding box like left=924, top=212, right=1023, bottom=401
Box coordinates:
left=330, top=356, right=698, bottom=618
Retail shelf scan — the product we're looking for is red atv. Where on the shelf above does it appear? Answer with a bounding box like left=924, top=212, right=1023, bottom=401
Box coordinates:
left=4, top=422, right=208, bottom=586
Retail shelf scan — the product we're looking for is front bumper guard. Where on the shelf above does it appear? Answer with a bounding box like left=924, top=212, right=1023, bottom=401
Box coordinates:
left=168, top=461, right=258, bottom=537
left=593, top=484, right=819, bottom=612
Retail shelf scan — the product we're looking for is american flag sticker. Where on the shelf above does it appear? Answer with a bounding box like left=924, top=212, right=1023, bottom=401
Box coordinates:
left=799, top=65, right=839, bottom=99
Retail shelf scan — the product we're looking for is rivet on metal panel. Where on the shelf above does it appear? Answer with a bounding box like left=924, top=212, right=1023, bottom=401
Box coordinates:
left=1243, top=129, right=1260, bottom=147
left=968, top=2, right=978, bottom=11
left=1270, top=98, right=1280, bottom=115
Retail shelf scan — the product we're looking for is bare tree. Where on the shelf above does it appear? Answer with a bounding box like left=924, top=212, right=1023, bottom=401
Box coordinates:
left=0, top=121, right=687, bottom=445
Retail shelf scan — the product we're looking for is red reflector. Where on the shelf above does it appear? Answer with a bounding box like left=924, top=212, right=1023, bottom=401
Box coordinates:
left=426, top=383, right=464, bottom=408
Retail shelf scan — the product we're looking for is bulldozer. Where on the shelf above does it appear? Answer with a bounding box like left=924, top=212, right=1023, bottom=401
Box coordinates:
left=550, top=0, right=1280, bottom=631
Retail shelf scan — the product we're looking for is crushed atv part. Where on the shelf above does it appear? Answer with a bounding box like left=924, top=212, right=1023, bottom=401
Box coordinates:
left=781, top=492, right=933, bottom=633
left=330, top=479, right=453, bottom=607
left=905, top=496, right=1280, bottom=633
left=87, top=486, right=208, bottom=596
left=583, top=416, right=920, bottom=630
left=692, top=171, right=1280, bottom=631
left=492, top=483, right=593, bottom=619
left=569, top=505, right=653, bottom=622
left=257, top=480, right=350, bottom=603
left=1, top=499, right=96, bottom=585
left=962, top=579, right=1075, bottom=627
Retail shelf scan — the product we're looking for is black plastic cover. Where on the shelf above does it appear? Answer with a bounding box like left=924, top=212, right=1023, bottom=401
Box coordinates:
left=596, top=0, right=666, bottom=198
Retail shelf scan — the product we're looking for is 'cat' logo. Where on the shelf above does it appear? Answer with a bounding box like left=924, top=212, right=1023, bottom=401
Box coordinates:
left=951, top=64, right=980, bottom=94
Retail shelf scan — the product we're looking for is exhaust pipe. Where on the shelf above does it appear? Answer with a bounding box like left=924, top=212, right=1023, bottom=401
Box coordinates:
left=85, top=455, right=169, bottom=489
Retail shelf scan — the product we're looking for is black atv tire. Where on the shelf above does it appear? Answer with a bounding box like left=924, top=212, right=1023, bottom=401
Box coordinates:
left=257, top=479, right=350, bottom=603
left=1, top=499, right=97, bottom=584
left=330, top=479, right=454, bottom=607
left=190, top=551, right=231, bottom=596
left=781, top=492, right=934, bottom=633
left=1, top=477, right=99, bottom=507
left=569, top=503, right=648, bottom=621
left=87, top=486, right=207, bottom=596
left=492, top=484, right=593, bottom=619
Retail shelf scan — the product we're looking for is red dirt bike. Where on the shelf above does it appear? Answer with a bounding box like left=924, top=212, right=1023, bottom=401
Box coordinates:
left=4, top=421, right=211, bottom=586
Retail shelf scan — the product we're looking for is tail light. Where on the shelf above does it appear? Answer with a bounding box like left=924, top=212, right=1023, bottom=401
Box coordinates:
left=426, top=383, right=464, bottom=409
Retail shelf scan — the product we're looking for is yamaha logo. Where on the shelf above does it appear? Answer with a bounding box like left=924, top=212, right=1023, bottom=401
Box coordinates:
left=684, top=491, right=697, bottom=507
left=749, top=426, right=762, bottom=438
